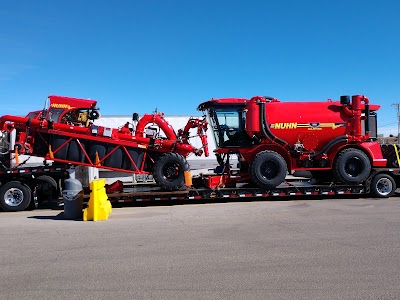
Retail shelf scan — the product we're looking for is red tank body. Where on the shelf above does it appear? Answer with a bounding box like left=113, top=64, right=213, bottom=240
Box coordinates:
left=264, top=100, right=380, bottom=152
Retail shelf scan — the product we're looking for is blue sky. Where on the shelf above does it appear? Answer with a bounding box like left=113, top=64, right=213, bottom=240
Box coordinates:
left=1, top=0, right=399, bottom=135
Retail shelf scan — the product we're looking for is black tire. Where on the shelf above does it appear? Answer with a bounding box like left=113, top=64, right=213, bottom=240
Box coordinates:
left=250, top=150, right=287, bottom=189
left=36, top=175, right=58, bottom=204
left=122, top=148, right=144, bottom=171
left=370, top=174, right=396, bottom=198
left=104, top=145, right=123, bottom=169
left=333, top=148, right=371, bottom=184
left=0, top=181, right=32, bottom=212
left=89, top=144, right=106, bottom=165
left=67, top=140, right=86, bottom=162
left=153, top=153, right=190, bottom=190
left=51, top=136, right=69, bottom=160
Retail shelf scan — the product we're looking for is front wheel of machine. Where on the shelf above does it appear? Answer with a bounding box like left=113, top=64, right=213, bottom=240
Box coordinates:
left=0, top=181, right=32, bottom=212
left=333, top=148, right=371, bottom=184
left=370, top=174, right=396, bottom=198
left=153, top=153, right=190, bottom=190
left=250, top=150, right=287, bottom=189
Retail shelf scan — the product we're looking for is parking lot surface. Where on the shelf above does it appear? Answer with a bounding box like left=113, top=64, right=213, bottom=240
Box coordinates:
left=1, top=197, right=400, bottom=300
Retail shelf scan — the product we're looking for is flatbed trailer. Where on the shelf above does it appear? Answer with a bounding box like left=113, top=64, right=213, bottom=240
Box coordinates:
left=0, top=164, right=399, bottom=212
left=0, top=164, right=70, bottom=211
left=104, top=167, right=400, bottom=205
left=1, top=151, right=400, bottom=212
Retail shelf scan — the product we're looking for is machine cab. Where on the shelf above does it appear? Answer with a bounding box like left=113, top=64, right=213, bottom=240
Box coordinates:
left=198, top=99, right=252, bottom=148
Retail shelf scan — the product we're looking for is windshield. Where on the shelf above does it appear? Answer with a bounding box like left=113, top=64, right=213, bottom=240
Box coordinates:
left=207, top=106, right=248, bottom=147
left=48, top=108, right=65, bottom=122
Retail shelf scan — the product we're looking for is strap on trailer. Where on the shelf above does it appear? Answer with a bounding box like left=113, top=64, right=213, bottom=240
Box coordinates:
left=393, top=144, right=400, bottom=167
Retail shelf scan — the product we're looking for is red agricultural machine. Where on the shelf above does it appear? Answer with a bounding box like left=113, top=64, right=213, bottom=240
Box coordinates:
left=198, top=94, right=386, bottom=188
left=0, top=95, right=209, bottom=190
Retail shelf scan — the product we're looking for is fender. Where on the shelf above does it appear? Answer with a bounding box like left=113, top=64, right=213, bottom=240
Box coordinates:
left=359, top=142, right=387, bottom=167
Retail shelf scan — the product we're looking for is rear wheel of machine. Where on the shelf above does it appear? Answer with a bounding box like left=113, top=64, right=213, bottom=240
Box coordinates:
left=333, top=148, right=371, bottom=184
left=153, top=153, right=190, bottom=190
left=250, top=150, right=287, bottom=189
left=370, top=174, right=396, bottom=198
left=0, top=181, right=32, bottom=212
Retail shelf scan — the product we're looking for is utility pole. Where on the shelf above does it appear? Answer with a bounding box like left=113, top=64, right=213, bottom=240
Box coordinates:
left=392, top=103, right=400, bottom=141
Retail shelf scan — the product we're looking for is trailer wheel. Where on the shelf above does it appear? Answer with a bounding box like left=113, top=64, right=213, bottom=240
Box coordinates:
left=0, top=181, right=32, bottom=212
left=36, top=175, right=58, bottom=204
left=333, top=148, right=371, bottom=184
left=153, top=153, right=190, bottom=190
left=250, top=150, right=287, bottom=189
left=370, top=174, right=396, bottom=198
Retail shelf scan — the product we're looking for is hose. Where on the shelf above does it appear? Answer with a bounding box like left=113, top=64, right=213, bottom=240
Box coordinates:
left=364, top=103, right=370, bottom=134
left=309, top=135, right=348, bottom=158
left=259, top=102, right=292, bottom=150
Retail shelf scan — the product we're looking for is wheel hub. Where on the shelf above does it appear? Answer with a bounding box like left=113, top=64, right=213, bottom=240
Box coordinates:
left=163, top=163, right=179, bottom=180
left=345, top=157, right=362, bottom=177
left=261, top=161, right=279, bottom=180
left=4, top=188, right=24, bottom=207
left=376, top=178, right=392, bottom=196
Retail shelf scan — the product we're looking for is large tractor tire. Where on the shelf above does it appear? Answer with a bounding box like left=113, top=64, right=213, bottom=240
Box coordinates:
left=0, top=181, right=32, bottom=212
left=51, top=136, right=69, bottom=160
left=104, top=145, right=123, bottom=169
left=250, top=150, right=287, bottom=189
left=333, top=148, right=371, bottom=184
left=153, top=153, right=190, bottom=190
left=66, top=140, right=86, bottom=162
left=370, top=173, right=396, bottom=198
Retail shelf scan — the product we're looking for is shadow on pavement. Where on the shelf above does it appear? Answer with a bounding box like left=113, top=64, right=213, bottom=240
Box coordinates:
left=27, top=212, right=82, bottom=221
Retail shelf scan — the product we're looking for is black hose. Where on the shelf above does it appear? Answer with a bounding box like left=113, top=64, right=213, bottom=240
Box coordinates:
left=310, top=135, right=348, bottom=158
left=259, top=102, right=292, bottom=150
left=259, top=102, right=271, bottom=141
left=365, top=103, right=370, bottom=134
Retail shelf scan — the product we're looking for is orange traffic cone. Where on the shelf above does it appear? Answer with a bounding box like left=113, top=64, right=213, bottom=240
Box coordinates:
left=14, top=147, right=19, bottom=165
left=48, top=145, right=54, bottom=159
left=95, top=151, right=100, bottom=165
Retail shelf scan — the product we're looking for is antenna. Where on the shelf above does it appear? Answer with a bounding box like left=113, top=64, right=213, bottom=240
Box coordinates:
left=391, top=103, right=400, bottom=141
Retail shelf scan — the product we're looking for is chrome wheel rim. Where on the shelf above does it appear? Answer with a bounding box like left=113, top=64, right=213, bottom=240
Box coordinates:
left=376, top=178, right=393, bottom=196
left=4, top=188, right=24, bottom=206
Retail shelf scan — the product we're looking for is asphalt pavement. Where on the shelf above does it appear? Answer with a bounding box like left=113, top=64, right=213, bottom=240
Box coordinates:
left=1, top=197, right=400, bottom=300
